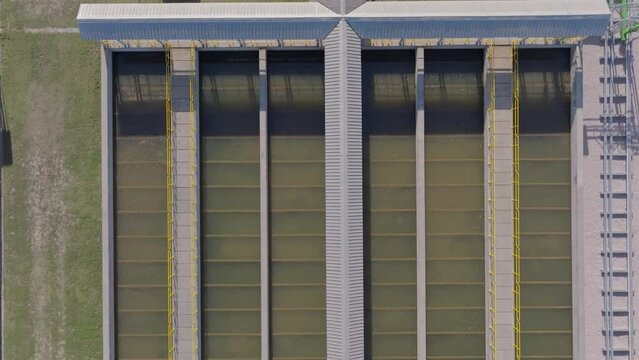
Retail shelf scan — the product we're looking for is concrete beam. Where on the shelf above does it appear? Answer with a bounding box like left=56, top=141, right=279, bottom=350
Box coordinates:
left=259, top=48, right=269, bottom=360
left=571, top=43, right=585, bottom=360
left=170, top=46, right=200, bottom=360
left=485, top=44, right=514, bottom=360
left=415, top=47, right=427, bottom=360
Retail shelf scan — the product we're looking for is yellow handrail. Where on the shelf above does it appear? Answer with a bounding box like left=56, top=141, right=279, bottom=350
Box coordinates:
left=189, top=42, right=199, bottom=360
left=165, top=42, right=176, bottom=360
left=487, top=41, right=498, bottom=360
left=512, top=40, right=522, bottom=360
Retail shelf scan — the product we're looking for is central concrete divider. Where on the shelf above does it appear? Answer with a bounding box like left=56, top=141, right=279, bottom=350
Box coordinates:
left=485, top=44, right=515, bottom=360
left=171, top=46, right=200, bottom=360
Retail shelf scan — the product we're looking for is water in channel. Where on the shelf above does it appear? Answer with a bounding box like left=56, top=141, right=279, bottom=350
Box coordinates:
left=423, top=50, right=485, bottom=360
left=113, top=51, right=168, bottom=359
left=519, top=48, right=572, bottom=360
left=200, top=51, right=261, bottom=359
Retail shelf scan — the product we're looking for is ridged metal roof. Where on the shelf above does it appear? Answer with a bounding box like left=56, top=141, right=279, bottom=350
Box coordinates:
left=77, top=3, right=336, bottom=20
left=77, top=0, right=610, bottom=41
left=347, top=0, right=610, bottom=38
left=347, top=0, right=609, bottom=18
left=347, top=17, right=609, bottom=39
left=77, top=3, right=339, bottom=40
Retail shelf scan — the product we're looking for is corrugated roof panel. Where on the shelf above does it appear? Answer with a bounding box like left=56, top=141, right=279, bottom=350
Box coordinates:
left=323, top=20, right=365, bottom=360
left=346, top=0, right=609, bottom=38
left=78, top=20, right=340, bottom=40
left=77, top=0, right=610, bottom=41
left=77, top=3, right=337, bottom=20
left=77, top=3, right=339, bottom=40
left=346, top=0, right=609, bottom=18
left=347, top=16, right=609, bottom=38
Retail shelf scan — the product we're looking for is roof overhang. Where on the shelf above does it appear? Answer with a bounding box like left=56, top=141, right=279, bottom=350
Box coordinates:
left=347, top=0, right=610, bottom=39
left=77, top=3, right=340, bottom=40
left=77, top=0, right=610, bottom=41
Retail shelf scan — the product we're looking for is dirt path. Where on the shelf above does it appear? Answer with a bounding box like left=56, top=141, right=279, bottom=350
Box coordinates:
left=25, top=83, right=68, bottom=360
left=23, top=0, right=65, bottom=23
left=0, top=28, right=78, bottom=34
left=24, top=28, right=78, bottom=34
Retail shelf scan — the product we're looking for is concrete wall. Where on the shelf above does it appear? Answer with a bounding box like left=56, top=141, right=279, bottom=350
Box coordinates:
left=101, top=45, right=115, bottom=360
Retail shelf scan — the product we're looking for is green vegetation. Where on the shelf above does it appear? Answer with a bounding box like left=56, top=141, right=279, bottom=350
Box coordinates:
left=0, top=0, right=109, bottom=356
left=0, top=0, right=308, bottom=357
left=1, top=32, right=102, bottom=359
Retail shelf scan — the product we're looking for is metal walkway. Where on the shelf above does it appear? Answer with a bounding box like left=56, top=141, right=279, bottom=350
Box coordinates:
left=165, top=43, right=177, bottom=360
left=603, top=2, right=636, bottom=359
left=512, top=41, right=522, bottom=360
left=487, top=42, right=497, bottom=360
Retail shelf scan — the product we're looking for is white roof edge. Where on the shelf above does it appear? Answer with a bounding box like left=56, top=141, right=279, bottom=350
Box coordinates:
left=77, top=3, right=338, bottom=21
left=346, top=0, right=610, bottom=18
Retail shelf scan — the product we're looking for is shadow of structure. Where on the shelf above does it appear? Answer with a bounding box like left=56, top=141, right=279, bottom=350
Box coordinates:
left=0, top=77, right=12, bottom=167
left=163, top=0, right=201, bottom=3
left=583, top=40, right=639, bottom=157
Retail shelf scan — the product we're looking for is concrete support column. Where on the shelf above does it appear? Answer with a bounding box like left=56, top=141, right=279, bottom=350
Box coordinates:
left=415, top=47, right=427, bottom=360
left=485, top=44, right=514, bottom=360
left=171, top=46, right=200, bottom=360
left=570, top=44, right=585, bottom=360
left=324, top=20, right=364, bottom=360
left=258, top=48, right=270, bottom=360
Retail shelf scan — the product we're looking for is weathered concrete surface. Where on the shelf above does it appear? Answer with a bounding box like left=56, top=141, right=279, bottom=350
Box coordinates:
left=580, top=35, right=639, bottom=360
left=171, top=47, right=199, bottom=360
left=489, top=44, right=515, bottom=360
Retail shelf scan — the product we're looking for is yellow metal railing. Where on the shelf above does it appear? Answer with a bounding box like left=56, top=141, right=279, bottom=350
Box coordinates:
left=512, top=41, right=522, bottom=360
left=487, top=41, right=498, bottom=360
left=188, top=42, right=199, bottom=360
left=165, top=43, right=176, bottom=360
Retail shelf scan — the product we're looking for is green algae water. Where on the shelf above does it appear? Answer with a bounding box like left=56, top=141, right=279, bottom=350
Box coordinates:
left=363, top=49, right=485, bottom=360
left=519, top=49, right=572, bottom=360
left=113, top=47, right=570, bottom=360
left=268, top=51, right=326, bottom=360
left=363, top=50, right=418, bottom=359
left=424, top=50, right=485, bottom=360
left=200, top=51, right=261, bottom=359
left=113, top=52, right=168, bottom=359
left=200, top=50, right=326, bottom=359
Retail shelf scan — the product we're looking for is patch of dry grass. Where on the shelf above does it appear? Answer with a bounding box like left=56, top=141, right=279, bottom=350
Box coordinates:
left=1, top=32, right=101, bottom=360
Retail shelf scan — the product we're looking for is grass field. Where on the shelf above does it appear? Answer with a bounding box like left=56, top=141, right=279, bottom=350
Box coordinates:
left=1, top=31, right=102, bottom=359
left=0, top=0, right=305, bottom=358
left=0, top=0, right=108, bottom=358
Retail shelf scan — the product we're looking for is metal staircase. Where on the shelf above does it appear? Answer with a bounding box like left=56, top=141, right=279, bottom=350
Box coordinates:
left=603, top=2, right=636, bottom=358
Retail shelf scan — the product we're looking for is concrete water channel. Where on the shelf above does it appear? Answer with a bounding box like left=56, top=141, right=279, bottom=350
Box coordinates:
left=112, top=48, right=571, bottom=359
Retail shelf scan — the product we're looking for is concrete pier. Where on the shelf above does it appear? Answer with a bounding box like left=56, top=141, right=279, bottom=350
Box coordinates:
left=485, top=44, right=515, bottom=360
left=171, top=46, right=200, bottom=360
